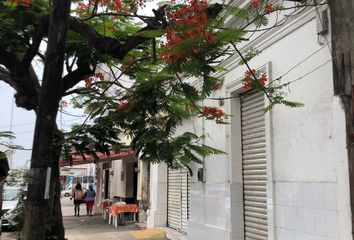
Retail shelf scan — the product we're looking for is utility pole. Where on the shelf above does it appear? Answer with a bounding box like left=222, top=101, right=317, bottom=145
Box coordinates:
left=328, top=0, right=354, bottom=238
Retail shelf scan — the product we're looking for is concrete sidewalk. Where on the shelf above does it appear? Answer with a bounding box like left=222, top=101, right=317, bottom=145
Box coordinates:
left=64, top=214, right=138, bottom=240
left=62, top=197, right=186, bottom=240
left=0, top=198, right=187, bottom=240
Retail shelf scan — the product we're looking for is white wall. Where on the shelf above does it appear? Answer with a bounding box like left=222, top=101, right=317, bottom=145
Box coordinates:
left=168, top=6, right=352, bottom=240
left=147, top=163, right=168, bottom=228
left=147, top=4, right=352, bottom=240
left=110, top=160, right=126, bottom=197
left=110, top=159, right=135, bottom=198
left=125, top=161, right=134, bottom=197
left=95, top=163, right=103, bottom=205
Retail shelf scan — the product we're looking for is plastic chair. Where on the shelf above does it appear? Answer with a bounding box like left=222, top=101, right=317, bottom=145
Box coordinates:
left=108, top=202, right=126, bottom=227
left=100, top=199, right=112, bottom=220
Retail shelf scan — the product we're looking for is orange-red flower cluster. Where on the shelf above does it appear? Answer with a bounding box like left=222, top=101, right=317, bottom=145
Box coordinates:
left=95, top=72, right=104, bottom=81
left=74, top=0, right=146, bottom=13
left=202, top=106, right=227, bottom=124
left=160, top=0, right=215, bottom=64
left=242, top=69, right=267, bottom=90
left=249, top=0, right=273, bottom=13
left=265, top=4, right=273, bottom=13
left=250, top=0, right=260, bottom=8
left=113, top=0, right=122, bottom=10
left=59, top=100, right=68, bottom=108
left=84, top=72, right=104, bottom=90
left=9, top=0, right=31, bottom=6
left=84, top=77, right=93, bottom=88
left=115, top=100, right=127, bottom=112
left=212, top=81, right=223, bottom=91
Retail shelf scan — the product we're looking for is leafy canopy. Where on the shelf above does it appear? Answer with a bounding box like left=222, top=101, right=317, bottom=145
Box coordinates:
left=0, top=0, right=313, bottom=171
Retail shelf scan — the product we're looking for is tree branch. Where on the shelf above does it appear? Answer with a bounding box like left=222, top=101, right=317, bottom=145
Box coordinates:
left=80, top=12, right=155, bottom=21
left=69, top=17, right=124, bottom=59
left=0, top=44, right=22, bottom=71
left=68, top=5, right=168, bottom=60
left=62, top=57, right=94, bottom=93
left=63, top=88, right=96, bottom=96
left=0, top=44, right=40, bottom=110
left=0, top=66, right=12, bottom=85
left=22, top=16, right=49, bottom=66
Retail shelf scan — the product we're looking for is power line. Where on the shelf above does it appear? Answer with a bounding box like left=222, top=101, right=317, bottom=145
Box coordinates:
left=0, top=121, right=35, bottom=129
left=59, top=109, right=87, bottom=118
left=0, top=114, right=85, bottom=129
left=274, top=40, right=331, bottom=82
left=208, top=56, right=334, bottom=101
left=14, top=130, right=35, bottom=135
left=280, top=57, right=333, bottom=88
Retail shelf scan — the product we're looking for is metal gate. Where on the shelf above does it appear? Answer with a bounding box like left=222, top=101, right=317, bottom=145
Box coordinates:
left=167, top=168, right=189, bottom=233
left=241, top=91, right=268, bottom=240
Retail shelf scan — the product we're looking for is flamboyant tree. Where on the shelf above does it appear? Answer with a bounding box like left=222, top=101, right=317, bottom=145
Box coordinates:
left=0, top=0, right=321, bottom=239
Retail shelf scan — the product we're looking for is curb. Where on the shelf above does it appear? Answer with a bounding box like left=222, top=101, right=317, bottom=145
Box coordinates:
left=130, top=228, right=167, bottom=240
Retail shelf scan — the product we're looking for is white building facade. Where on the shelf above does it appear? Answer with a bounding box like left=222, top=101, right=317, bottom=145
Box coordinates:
left=147, top=1, right=353, bottom=240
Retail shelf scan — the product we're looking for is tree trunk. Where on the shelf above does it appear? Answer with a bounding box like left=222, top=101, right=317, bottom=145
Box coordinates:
left=0, top=181, right=4, bottom=217
left=0, top=180, right=4, bottom=235
left=46, top=129, right=65, bottom=240
left=328, top=0, right=354, bottom=238
left=22, top=1, right=71, bottom=239
left=46, top=159, right=65, bottom=240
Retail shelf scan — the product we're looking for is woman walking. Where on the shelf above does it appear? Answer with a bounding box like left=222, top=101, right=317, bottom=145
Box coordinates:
left=71, top=183, right=84, bottom=217
left=84, top=184, right=96, bottom=216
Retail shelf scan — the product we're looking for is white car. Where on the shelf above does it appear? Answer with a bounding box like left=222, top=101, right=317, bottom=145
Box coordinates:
left=61, top=188, right=72, bottom=197
left=1, top=186, right=21, bottom=230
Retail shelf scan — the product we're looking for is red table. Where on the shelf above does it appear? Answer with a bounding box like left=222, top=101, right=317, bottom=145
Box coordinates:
left=108, top=203, right=138, bottom=227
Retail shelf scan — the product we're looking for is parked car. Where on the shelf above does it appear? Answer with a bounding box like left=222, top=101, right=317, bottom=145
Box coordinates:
left=1, top=186, right=21, bottom=230
left=61, top=188, right=72, bottom=197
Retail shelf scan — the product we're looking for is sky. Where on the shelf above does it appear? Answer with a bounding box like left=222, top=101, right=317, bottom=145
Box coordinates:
left=0, top=1, right=159, bottom=169
left=0, top=80, right=87, bottom=169
left=0, top=82, right=36, bottom=169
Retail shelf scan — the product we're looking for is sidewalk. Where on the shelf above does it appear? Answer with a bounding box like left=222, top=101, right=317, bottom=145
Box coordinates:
left=63, top=197, right=138, bottom=240
left=0, top=232, right=16, bottom=240
left=62, top=197, right=186, bottom=240
left=64, top=214, right=138, bottom=240
left=0, top=198, right=187, bottom=240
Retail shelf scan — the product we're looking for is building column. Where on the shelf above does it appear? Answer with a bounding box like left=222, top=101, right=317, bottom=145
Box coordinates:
left=147, top=163, right=168, bottom=228
left=94, top=163, right=102, bottom=214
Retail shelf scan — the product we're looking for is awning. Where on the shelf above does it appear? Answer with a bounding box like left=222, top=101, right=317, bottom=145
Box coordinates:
left=59, top=150, right=136, bottom=167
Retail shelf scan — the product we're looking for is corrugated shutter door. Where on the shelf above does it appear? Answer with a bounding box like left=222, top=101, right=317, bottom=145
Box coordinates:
left=180, top=170, right=189, bottom=232
left=167, top=168, right=189, bottom=233
left=241, top=91, right=268, bottom=240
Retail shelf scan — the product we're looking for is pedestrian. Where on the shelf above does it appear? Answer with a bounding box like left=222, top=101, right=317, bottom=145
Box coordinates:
left=71, top=182, right=84, bottom=217
left=84, top=184, right=96, bottom=216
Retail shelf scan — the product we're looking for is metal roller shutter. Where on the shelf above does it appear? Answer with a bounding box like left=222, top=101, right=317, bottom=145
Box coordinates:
left=241, top=91, right=268, bottom=240
left=167, top=168, right=190, bottom=233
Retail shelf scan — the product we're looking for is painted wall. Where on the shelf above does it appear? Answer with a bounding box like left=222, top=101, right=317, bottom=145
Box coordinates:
left=147, top=163, right=168, bottom=228
left=95, top=163, right=103, bottom=205
left=148, top=4, right=352, bottom=240
left=110, top=159, right=135, bottom=198
left=110, top=160, right=126, bottom=197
